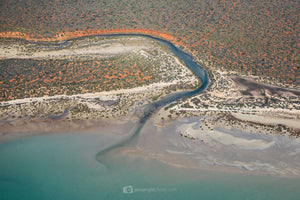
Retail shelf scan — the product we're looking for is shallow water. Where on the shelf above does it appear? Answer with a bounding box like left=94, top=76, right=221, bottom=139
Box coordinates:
left=2, top=34, right=299, bottom=199
left=0, top=133, right=299, bottom=200
left=137, top=117, right=300, bottom=176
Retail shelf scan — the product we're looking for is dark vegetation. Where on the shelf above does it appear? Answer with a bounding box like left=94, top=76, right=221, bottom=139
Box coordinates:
left=0, top=0, right=299, bottom=88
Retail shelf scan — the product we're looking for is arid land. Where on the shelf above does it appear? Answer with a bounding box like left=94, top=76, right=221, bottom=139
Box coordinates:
left=0, top=35, right=199, bottom=140
left=0, top=32, right=299, bottom=177
left=0, top=34, right=299, bottom=143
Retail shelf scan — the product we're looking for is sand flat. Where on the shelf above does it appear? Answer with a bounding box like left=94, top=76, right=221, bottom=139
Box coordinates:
left=231, top=112, right=300, bottom=129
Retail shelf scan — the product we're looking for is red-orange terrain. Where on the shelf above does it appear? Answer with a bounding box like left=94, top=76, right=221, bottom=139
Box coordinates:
left=0, top=57, right=158, bottom=101
left=0, top=0, right=299, bottom=93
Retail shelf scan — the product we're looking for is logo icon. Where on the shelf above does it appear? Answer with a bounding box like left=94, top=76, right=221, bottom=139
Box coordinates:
left=123, top=186, right=134, bottom=194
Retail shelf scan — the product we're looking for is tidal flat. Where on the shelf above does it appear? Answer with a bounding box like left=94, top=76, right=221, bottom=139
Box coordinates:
left=0, top=120, right=300, bottom=200
left=0, top=34, right=299, bottom=199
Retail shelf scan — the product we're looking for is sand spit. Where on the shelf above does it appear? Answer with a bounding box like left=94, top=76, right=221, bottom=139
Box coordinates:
left=231, top=112, right=300, bottom=130
left=177, top=122, right=275, bottom=150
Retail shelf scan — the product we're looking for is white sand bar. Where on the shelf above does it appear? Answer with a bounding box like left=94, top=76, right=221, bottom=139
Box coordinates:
left=231, top=112, right=300, bottom=129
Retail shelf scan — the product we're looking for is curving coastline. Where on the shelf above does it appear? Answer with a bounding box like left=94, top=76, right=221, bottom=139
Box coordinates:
left=2, top=33, right=299, bottom=176
left=90, top=34, right=210, bottom=167
left=1, top=31, right=209, bottom=167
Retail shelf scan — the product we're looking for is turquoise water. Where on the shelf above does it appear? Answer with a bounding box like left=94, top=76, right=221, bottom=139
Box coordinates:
left=0, top=133, right=299, bottom=200
left=2, top=34, right=300, bottom=199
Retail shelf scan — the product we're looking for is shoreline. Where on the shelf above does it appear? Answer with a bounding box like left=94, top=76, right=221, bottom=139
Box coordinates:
left=0, top=114, right=136, bottom=144
left=1, top=115, right=299, bottom=178
left=112, top=116, right=300, bottom=178
left=0, top=32, right=300, bottom=176
left=0, top=33, right=203, bottom=144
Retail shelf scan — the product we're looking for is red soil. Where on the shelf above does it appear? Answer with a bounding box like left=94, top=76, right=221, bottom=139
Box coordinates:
left=0, top=28, right=179, bottom=45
